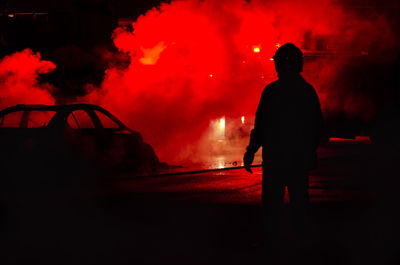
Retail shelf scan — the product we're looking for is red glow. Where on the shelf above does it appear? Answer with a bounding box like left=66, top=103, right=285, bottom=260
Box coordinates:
left=0, top=0, right=396, bottom=165
left=84, top=0, right=396, bottom=163
left=139, top=42, right=167, bottom=65
left=0, top=49, right=55, bottom=109
left=330, top=136, right=371, bottom=142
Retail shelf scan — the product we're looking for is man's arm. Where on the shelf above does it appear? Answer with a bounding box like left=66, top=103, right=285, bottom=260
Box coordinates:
left=311, top=88, right=324, bottom=150
left=244, top=88, right=268, bottom=173
left=248, top=89, right=268, bottom=153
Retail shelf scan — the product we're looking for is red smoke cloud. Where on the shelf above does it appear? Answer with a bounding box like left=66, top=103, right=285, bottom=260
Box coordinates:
left=85, top=0, right=396, bottom=163
left=0, top=49, right=56, bottom=109
left=0, top=0, right=396, bottom=165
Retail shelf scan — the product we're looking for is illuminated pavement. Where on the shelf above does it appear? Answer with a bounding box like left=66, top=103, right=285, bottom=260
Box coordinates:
left=107, top=136, right=395, bottom=204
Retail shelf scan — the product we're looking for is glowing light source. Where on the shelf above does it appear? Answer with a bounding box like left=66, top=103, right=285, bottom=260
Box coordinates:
left=269, top=58, right=274, bottom=61
left=253, top=47, right=260, bottom=53
left=219, top=117, right=225, bottom=131
left=210, top=117, right=226, bottom=140
left=241, top=116, right=245, bottom=124
left=217, top=160, right=224, bottom=169
left=8, top=14, right=14, bottom=18
left=209, top=74, right=213, bottom=78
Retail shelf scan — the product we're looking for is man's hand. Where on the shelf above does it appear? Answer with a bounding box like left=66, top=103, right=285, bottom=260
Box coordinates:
left=243, top=151, right=255, bottom=174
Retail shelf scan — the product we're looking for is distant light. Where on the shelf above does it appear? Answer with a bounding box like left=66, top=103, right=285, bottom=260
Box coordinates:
left=8, top=14, right=14, bottom=18
left=269, top=58, right=274, bottom=61
left=219, top=117, right=225, bottom=131
left=211, top=117, right=226, bottom=140
left=209, top=74, right=213, bottom=78
left=276, top=43, right=281, bottom=48
left=253, top=47, right=261, bottom=53
left=241, top=116, right=245, bottom=124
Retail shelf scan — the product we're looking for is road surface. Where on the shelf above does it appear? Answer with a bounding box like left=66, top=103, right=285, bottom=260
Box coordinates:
left=104, top=136, right=395, bottom=204
left=2, top=137, right=400, bottom=265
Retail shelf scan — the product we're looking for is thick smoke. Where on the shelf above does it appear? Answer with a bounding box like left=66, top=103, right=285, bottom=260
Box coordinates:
left=0, top=49, right=56, bottom=109
left=84, top=0, right=396, bottom=163
left=0, top=0, right=396, bottom=165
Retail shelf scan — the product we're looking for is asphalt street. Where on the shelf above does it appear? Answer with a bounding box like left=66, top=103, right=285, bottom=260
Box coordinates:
left=2, top=136, right=400, bottom=265
left=105, top=137, right=390, bottom=204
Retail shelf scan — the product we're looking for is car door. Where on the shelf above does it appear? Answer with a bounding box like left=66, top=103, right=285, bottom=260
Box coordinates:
left=66, top=109, right=102, bottom=164
left=92, top=109, right=160, bottom=173
left=91, top=109, right=129, bottom=167
left=0, top=109, right=57, bottom=178
left=0, top=110, right=25, bottom=165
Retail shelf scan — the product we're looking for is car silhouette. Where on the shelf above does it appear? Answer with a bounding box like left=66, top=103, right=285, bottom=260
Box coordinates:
left=0, top=104, right=161, bottom=182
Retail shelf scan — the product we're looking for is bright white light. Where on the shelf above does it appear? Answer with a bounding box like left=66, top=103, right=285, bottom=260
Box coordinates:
left=219, top=117, right=225, bottom=131
left=241, top=116, right=245, bottom=124
left=210, top=117, right=226, bottom=140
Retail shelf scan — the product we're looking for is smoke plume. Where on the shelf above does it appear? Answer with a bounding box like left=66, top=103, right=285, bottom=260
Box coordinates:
left=0, top=49, right=56, bottom=109
left=84, top=0, right=396, bottom=163
left=0, top=0, right=397, bottom=165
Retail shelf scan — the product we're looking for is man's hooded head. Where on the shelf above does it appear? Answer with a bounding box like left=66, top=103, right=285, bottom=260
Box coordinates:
left=273, top=43, right=303, bottom=73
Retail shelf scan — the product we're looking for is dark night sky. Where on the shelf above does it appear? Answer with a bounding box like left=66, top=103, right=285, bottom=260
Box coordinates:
left=2, top=0, right=167, bottom=18
left=3, top=0, right=400, bottom=16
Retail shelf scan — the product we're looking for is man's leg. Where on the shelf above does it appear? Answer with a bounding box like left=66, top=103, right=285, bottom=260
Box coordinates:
left=262, top=168, right=286, bottom=245
left=287, top=171, right=311, bottom=245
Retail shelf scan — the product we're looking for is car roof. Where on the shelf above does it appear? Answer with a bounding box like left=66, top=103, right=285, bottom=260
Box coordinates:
left=0, top=104, right=110, bottom=115
left=0, top=104, right=129, bottom=129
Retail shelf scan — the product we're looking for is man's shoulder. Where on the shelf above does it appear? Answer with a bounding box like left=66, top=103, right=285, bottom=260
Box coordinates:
left=300, top=76, right=315, bottom=89
left=305, top=81, right=318, bottom=96
left=266, top=80, right=280, bottom=88
left=262, top=80, right=280, bottom=94
left=301, top=79, right=321, bottom=104
left=303, top=79, right=315, bottom=89
left=299, top=77, right=317, bottom=94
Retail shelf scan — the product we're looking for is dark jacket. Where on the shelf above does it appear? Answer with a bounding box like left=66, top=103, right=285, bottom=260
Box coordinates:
left=247, top=73, right=323, bottom=170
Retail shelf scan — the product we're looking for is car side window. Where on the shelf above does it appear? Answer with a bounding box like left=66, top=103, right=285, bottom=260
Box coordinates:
left=0, top=111, right=23, bottom=128
left=94, top=110, right=120, bottom=129
left=67, top=110, right=95, bottom=129
left=27, top=111, right=56, bottom=128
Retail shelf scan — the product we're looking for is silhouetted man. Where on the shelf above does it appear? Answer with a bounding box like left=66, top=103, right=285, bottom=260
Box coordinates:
left=244, top=43, right=323, bottom=246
